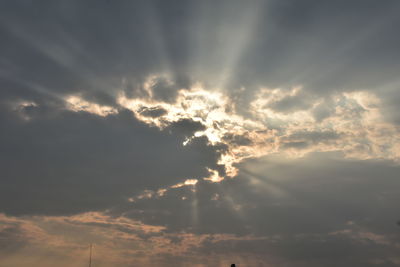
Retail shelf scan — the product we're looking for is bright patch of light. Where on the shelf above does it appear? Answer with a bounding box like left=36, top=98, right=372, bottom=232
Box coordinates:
left=63, top=75, right=399, bottom=196
left=12, top=100, right=39, bottom=121
left=171, top=179, right=198, bottom=188
left=118, top=76, right=400, bottom=188
left=65, top=95, right=118, bottom=117
left=204, top=168, right=224, bottom=183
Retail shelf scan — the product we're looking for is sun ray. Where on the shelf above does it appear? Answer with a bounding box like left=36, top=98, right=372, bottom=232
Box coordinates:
left=188, top=0, right=265, bottom=89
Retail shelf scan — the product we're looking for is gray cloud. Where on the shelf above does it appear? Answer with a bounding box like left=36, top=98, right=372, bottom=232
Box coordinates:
left=138, top=106, right=168, bottom=118
left=1, top=1, right=400, bottom=266
left=105, top=152, right=400, bottom=266
left=1, top=0, right=400, bottom=122
left=0, top=103, right=224, bottom=215
left=268, top=91, right=314, bottom=113
left=193, top=233, right=400, bottom=267
left=282, top=130, right=341, bottom=149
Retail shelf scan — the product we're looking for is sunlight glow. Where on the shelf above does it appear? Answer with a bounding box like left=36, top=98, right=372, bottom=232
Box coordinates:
left=65, top=95, right=118, bottom=117
left=66, top=75, right=400, bottom=193
left=171, top=179, right=199, bottom=188
left=204, top=168, right=224, bottom=183
left=117, top=77, right=400, bottom=185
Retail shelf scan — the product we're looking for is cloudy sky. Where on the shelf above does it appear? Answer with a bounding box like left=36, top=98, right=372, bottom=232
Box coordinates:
left=1, top=0, right=400, bottom=266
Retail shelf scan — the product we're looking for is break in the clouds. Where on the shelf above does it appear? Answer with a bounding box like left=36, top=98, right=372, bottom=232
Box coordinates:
left=1, top=0, right=400, bottom=266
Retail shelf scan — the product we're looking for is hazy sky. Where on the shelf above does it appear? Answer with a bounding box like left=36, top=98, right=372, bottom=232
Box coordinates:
left=1, top=1, right=400, bottom=266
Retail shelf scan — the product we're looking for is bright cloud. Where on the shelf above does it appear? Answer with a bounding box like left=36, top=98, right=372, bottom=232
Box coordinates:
left=63, top=75, right=400, bottom=186
left=65, top=95, right=118, bottom=117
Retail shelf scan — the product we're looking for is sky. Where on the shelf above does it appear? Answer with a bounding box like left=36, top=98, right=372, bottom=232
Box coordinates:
left=1, top=0, right=400, bottom=266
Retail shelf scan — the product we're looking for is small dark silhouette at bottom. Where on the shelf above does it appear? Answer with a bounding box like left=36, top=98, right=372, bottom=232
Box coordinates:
left=231, top=264, right=236, bottom=267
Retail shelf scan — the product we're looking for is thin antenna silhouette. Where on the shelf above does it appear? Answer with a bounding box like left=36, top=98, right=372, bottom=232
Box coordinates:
left=89, top=243, right=92, bottom=267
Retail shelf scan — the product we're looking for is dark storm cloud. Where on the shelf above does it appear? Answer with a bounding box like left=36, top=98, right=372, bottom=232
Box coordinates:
left=120, top=153, right=400, bottom=236
left=117, top=153, right=400, bottom=266
left=1, top=1, right=400, bottom=266
left=0, top=104, right=224, bottom=215
left=165, top=118, right=207, bottom=138
left=0, top=0, right=229, bottom=216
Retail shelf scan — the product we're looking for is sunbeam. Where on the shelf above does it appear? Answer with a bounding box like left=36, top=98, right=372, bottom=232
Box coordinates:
left=2, top=1, right=400, bottom=266
left=188, top=0, right=264, bottom=89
